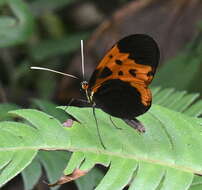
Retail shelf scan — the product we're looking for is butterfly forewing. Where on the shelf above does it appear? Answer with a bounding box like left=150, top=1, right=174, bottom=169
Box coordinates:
left=89, top=34, right=159, bottom=90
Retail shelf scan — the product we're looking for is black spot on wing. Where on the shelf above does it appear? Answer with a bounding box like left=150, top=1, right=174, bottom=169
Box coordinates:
left=109, top=54, right=113, bottom=58
left=117, top=34, right=160, bottom=72
left=129, top=69, right=136, bottom=77
left=99, top=67, right=112, bottom=78
left=147, top=71, right=154, bottom=76
left=118, top=71, right=123, bottom=76
left=115, top=60, right=123, bottom=65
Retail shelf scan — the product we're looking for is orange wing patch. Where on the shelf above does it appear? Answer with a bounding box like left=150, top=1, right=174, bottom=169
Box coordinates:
left=90, top=45, right=154, bottom=106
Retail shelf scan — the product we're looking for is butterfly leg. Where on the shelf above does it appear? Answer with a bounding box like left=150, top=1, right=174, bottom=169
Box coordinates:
left=92, top=105, right=106, bottom=149
left=123, top=118, right=145, bottom=133
left=64, top=97, right=84, bottom=111
left=63, top=98, right=89, bottom=125
left=65, top=98, right=90, bottom=110
left=63, top=98, right=74, bottom=112
left=109, top=116, right=122, bottom=130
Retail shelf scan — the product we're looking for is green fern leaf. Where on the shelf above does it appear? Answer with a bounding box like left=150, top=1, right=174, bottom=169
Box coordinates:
left=0, top=89, right=202, bottom=189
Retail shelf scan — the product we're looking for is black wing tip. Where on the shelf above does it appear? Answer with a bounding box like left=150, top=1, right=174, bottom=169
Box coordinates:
left=117, top=34, right=160, bottom=67
left=119, top=34, right=159, bottom=47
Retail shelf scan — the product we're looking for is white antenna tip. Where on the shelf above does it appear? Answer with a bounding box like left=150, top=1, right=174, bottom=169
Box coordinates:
left=30, top=66, right=79, bottom=79
left=81, top=40, right=85, bottom=80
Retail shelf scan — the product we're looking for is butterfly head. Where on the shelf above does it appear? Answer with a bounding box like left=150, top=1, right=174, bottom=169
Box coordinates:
left=81, top=81, right=89, bottom=91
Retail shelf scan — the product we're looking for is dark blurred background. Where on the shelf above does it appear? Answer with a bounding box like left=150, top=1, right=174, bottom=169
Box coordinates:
left=1, top=0, right=202, bottom=189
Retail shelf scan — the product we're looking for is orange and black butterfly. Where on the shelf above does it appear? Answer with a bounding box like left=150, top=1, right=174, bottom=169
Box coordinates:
left=81, top=34, right=160, bottom=133
left=31, top=34, right=159, bottom=147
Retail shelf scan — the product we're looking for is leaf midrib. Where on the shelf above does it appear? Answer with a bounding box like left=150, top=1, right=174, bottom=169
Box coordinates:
left=1, top=146, right=201, bottom=175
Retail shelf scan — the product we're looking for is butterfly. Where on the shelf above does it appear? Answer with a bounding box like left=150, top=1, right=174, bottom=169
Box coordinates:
left=31, top=34, right=159, bottom=148
left=81, top=34, right=160, bottom=133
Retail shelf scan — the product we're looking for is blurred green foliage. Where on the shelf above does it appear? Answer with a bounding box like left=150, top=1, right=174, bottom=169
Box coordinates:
left=153, top=31, right=202, bottom=94
left=30, top=0, right=75, bottom=16
left=0, top=0, right=91, bottom=103
left=0, top=0, right=34, bottom=47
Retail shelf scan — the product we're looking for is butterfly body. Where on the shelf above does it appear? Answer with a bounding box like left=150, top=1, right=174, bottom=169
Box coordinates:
left=82, top=34, right=160, bottom=132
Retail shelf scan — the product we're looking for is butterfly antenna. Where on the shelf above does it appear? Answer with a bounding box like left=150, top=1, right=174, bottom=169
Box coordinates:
left=81, top=40, right=85, bottom=81
left=92, top=106, right=106, bottom=149
left=30, top=67, right=79, bottom=79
